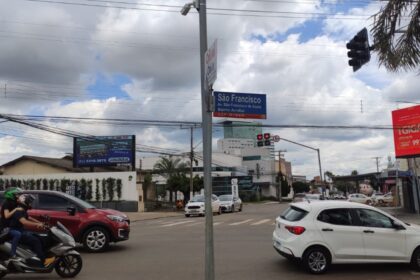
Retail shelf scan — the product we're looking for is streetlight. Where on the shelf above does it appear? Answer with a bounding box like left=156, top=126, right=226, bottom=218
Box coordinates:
left=181, top=2, right=215, bottom=280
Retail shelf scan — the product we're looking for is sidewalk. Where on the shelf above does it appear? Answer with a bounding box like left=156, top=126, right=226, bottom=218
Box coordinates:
left=124, top=211, right=183, bottom=222
left=380, top=207, right=420, bottom=225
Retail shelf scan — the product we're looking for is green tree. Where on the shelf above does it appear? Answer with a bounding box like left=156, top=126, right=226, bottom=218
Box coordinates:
left=351, top=170, right=359, bottom=176
left=372, top=0, right=420, bottom=72
left=167, top=173, right=190, bottom=202
left=153, top=156, right=187, bottom=202
left=292, top=181, right=310, bottom=194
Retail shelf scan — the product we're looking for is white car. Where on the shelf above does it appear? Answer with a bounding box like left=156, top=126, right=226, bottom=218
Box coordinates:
left=347, top=193, right=372, bottom=205
left=372, top=192, right=394, bottom=205
left=218, top=194, right=242, bottom=213
left=273, top=201, right=420, bottom=274
left=185, top=194, right=221, bottom=217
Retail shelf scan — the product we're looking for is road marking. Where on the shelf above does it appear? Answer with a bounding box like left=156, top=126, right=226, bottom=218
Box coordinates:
left=229, top=219, right=254, bottom=226
left=411, top=272, right=420, bottom=275
left=161, top=220, right=195, bottom=227
left=185, top=222, right=203, bottom=227
left=251, top=219, right=271, bottom=225
left=263, top=201, right=279, bottom=205
left=213, top=222, right=223, bottom=226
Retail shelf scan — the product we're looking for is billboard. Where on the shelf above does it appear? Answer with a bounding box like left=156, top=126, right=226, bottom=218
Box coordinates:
left=73, top=135, right=135, bottom=168
left=392, top=105, right=420, bottom=158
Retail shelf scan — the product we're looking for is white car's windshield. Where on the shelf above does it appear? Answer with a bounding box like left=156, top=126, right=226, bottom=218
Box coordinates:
left=219, top=195, right=233, bottom=201
left=190, top=195, right=204, bottom=202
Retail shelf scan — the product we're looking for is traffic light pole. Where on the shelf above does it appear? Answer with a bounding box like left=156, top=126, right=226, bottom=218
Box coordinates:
left=279, top=137, right=323, bottom=182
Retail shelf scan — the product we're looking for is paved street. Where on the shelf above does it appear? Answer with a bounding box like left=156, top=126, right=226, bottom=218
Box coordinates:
left=5, top=202, right=420, bottom=280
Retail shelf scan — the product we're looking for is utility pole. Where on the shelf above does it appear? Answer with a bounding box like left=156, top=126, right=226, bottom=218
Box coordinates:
left=181, top=1, right=214, bottom=278
left=190, top=126, right=194, bottom=200
left=198, top=1, right=214, bottom=279
left=277, top=150, right=286, bottom=202
left=372, top=157, right=380, bottom=173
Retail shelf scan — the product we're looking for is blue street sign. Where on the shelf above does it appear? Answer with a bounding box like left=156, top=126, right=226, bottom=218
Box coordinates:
left=213, top=91, right=266, bottom=119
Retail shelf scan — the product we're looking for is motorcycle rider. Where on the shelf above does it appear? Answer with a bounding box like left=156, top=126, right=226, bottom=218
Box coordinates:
left=0, top=187, right=24, bottom=260
left=8, top=194, right=55, bottom=266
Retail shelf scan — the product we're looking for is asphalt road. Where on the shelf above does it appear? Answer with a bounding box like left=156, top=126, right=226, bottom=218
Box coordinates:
left=6, top=202, right=420, bottom=279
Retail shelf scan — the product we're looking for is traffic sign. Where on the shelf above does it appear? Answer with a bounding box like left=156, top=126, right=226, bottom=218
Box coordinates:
left=213, top=91, right=267, bottom=119
left=205, top=39, right=217, bottom=88
left=273, top=135, right=280, bottom=142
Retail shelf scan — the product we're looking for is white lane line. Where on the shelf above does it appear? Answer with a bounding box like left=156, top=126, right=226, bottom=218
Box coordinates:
left=229, top=219, right=254, bottom=226
left=213, top=222, right=223, bottom=226
left=161, top=220, right=196, bottom=227
left=185, top=222, right=203, bottom=227
left=251, top=219, right=271, bottom=226
left=263, top=201, right=279, bottom=205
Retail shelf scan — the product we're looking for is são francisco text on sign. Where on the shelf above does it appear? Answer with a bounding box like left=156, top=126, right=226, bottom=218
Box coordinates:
left=213, top=91, right=266, bottom=119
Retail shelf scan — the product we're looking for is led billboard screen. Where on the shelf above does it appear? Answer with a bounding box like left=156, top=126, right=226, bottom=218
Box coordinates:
left=73, top=135, right=135, bottom=168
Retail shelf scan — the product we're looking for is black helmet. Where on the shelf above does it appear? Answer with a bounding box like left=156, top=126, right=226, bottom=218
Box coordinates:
left=19, top=194, right=35, bottom=207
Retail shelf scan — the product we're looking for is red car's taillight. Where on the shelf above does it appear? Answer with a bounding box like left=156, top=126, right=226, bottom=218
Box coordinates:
left=285, top=225, right=306, bottom=235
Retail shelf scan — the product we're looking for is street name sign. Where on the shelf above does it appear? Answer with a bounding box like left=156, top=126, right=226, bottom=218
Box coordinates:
left=213, top=91, right=266, bottom=119
left=205, top=39, right=217, bottom=88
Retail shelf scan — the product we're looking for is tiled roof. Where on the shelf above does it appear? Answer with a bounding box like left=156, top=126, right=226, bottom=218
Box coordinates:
left=0, top=155, right=129, bottom=172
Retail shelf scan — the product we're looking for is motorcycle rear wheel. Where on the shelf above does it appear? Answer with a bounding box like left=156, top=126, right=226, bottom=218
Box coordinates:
left=55, top=254, right=83, bottom=278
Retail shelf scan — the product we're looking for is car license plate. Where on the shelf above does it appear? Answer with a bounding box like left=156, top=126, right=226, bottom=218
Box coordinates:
left=190, top=210, right=198, bottom=213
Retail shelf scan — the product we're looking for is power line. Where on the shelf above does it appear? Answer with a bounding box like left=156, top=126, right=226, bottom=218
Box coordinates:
left=19, top=0, right=376, bottom=20
left=0, top=113, right=402, bottom=130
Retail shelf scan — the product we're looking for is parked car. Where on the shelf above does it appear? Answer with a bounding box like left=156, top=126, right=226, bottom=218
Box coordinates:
left=184, top=194, right=221, bottom=217
left=273, top=200, right=420, bottom=274
left=218, top=194, right=242, bottom=213
left=0, top=190, right=130, bottom=252
left=305, top=194, right=325, bottom=201
left=347, top=193, right=372, bottom=205
left=292, top=193, right=307, bottom=203
left=372, top=192, right=394, bottom=205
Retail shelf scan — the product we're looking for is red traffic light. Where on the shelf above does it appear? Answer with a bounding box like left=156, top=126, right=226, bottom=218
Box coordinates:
left=264, top=133, right=271, bottom=140
left=257, top=134, right=263, bottom=140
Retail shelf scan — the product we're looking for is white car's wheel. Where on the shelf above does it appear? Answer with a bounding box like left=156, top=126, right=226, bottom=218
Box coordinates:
left=411, top=248, right=420, bottom=271
left=302, top=247, right=330, bottom=274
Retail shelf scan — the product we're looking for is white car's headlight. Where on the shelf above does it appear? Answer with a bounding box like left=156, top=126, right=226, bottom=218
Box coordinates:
left=107, top=215, right=126, bottom=222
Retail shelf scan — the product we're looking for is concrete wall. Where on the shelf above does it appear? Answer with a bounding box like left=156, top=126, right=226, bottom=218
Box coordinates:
left=0, top=172, right=139, bottom=210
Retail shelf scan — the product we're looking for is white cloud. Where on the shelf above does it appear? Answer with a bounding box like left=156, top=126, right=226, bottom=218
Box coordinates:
left=0, top=0, right=414, bottom=178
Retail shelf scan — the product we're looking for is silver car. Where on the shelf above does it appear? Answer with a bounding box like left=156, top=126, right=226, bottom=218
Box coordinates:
left=218, top=194, right=242, bottom=213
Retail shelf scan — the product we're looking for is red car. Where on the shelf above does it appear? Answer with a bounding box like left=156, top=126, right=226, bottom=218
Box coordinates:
left=1, top=190, right=130, bottom=252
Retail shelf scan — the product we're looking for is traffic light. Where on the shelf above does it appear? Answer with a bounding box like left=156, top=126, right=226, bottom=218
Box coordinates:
left=257, top=133, right=271, bottom=146
left=264, top=133, right=271, bottom=146
left=346, top=28, right=371, bottom=72
left=257, top=134, right=264, bottom=147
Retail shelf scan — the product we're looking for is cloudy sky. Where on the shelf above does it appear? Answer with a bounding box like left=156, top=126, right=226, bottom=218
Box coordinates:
left=0, top=0, right=418, bottom=178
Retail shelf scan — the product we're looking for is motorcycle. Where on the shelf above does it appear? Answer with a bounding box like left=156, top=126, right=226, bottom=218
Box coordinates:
left=0, top=220, right=82, bottom=278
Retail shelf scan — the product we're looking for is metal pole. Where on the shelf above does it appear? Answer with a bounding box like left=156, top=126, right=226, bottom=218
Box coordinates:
left=190, top=127, right=194, bottom=201
left=198, top=1, right=215, bottom=279
left=278, top=151, right=282, bottom=202
left=317, top=149, right=323, bottom=182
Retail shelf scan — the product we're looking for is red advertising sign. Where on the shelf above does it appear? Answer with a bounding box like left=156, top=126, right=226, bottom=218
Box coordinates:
left=392, top=105, right=420, bottom=158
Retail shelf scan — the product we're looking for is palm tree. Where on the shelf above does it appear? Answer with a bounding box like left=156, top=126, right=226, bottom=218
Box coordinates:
left=153, top=156, right=187, bottom=202
left=371, top=0, right=420, bottom=72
